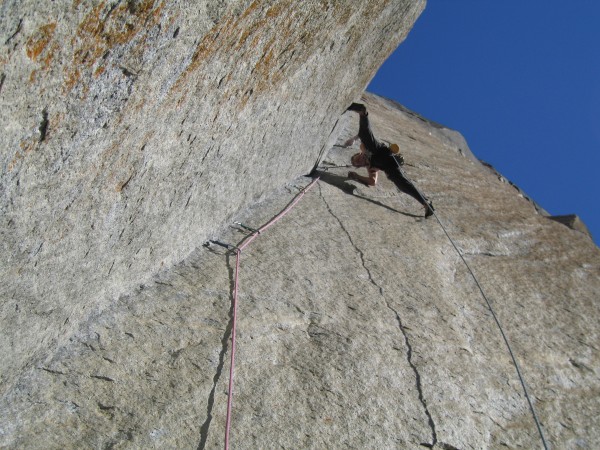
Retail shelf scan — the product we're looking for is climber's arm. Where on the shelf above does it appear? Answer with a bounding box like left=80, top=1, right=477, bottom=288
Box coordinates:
left=344, top=135, right=359, bottom=147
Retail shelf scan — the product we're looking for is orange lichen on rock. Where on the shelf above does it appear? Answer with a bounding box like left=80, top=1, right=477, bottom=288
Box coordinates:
left=8, top=138, right=37, bottom=172
left=26, top=22, right=59, bottom=83
left=26, top=23, right=57, bottom=62
left=64, top=67, right=81, bottom=93
left=170, top=18, right=230, bottom=95
left=64, top=0, right=165, bottom=93
left=94, top=65, right=106, bottom=78
left=171, top=0, right=306, bottom=108
left=7, top=153, right=22, bottom=172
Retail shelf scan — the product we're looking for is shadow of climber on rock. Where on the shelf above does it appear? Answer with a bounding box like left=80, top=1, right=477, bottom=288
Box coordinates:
left=313, top=169, right=421, bottom=218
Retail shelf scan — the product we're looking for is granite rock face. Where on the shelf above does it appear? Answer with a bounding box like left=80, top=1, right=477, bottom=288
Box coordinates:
left=0, top=0, right=425, bottom=397
left=3, top=87, right=600, bottom=447
left=2, top=2, right=600, bottom=449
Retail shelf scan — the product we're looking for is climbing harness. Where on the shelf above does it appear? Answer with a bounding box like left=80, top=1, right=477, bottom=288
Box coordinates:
left=208, top=177, right=320, bottom=450
left=399, top=159, right=550, bottom=449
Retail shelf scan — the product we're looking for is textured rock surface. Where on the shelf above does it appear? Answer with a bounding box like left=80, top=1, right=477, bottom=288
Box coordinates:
left=2, top=91, right=599, bottom=448
left=549, top=214, right=593, bottom=239
left=0, top=0, right=425, bottom=397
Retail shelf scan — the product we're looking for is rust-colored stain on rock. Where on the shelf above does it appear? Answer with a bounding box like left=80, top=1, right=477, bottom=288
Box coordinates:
left=64, top=0, right=164, bottom=93
left=26, top=23, right=57, bottom=62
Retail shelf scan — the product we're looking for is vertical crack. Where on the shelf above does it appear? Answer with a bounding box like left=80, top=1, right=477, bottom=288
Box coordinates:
left=317, top=183, right=382, bottom=295
left=5, top=18, right=23, bottom=45
left=197, top=253, right=235, bottom=450
left=389, top=305, right=438, bottom=448
left=39, top=108, right=49, bottom=142
left=317, top=183, right=437, bottom=447
left=312, top=117, right=340, bottom=172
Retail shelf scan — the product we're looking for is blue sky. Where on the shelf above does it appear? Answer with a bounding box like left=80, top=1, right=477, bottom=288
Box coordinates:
left=368, top=1, right=599, bottom=245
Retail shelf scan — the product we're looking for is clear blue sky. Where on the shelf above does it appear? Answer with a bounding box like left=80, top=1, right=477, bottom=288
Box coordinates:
left=368, top=1, right=599, bottom=245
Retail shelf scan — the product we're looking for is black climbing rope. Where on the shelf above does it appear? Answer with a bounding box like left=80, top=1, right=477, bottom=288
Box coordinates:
left=400, top=158, right=550, bottom=449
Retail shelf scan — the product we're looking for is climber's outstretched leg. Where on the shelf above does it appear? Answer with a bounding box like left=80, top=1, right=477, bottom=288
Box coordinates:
left=385, top=167, right=435, bottom=218
left=346, top=103, right=379, bottom=152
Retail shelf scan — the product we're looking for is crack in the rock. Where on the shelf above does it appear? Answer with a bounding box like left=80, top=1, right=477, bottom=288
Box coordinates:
left=390, top=304, right=438, bottom=448
left=317, top=183, right=382, bottom=295
left=197, top=253, right=235, bottom=450
left=317, top=182, right=437, bottom=447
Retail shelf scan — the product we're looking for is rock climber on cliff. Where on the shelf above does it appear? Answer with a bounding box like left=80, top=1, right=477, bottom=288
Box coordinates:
left=345, top=102, right=434, bottom=218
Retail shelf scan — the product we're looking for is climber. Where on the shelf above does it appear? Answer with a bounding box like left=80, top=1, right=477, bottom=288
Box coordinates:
left=345, top=102, right=434, bottom=218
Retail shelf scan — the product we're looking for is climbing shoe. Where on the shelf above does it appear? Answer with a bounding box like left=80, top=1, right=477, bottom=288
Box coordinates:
left=347, top=102, right=367, bottom=114
left=425, top=202, right=435, bottom=218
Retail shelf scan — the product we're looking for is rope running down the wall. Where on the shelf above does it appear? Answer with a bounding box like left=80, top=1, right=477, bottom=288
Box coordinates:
left=222, top=176, right=320, bottom=450
left=396, top=155, right=550, bottom=449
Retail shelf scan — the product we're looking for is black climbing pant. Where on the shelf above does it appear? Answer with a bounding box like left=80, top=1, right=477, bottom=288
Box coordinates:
left=384, top=166, right=428, bottom=207
left=358, top=114, right=379, bottom=154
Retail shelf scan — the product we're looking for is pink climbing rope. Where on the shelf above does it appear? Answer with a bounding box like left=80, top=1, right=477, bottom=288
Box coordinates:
left=224, top=177, right=320, bottom=450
